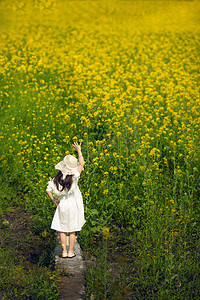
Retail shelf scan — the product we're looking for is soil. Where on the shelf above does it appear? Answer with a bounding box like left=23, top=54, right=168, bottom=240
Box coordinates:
left=0, top=204, right=86, bottom=300
left=0, top=205, right=54, bottom=266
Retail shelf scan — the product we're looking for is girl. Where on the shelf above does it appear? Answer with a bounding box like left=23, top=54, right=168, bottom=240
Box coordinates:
left=46, top=142, right=85, bottom=258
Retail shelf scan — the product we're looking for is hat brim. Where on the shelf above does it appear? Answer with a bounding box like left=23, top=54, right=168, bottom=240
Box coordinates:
left=55, top=156, right=79, bottom=179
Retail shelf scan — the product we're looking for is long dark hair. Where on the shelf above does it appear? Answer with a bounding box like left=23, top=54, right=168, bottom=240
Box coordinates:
left=53, top=171, right=73, bottom=192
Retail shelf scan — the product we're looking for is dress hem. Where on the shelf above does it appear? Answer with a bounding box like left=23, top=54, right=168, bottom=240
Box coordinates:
left=50, top=220, right=86, bottom=233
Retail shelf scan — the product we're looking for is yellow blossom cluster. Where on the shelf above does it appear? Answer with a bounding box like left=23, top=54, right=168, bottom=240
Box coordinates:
left=0, top=0, right=199, bottom=231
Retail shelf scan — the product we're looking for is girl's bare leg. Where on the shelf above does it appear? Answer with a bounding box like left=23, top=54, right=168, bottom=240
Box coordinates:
left=60, top=232, right=67, bottom=253
left=68, top=231, right=76, bottom=254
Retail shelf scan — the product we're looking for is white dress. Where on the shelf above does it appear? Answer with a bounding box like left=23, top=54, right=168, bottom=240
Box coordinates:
left=46, top=170, right=85, bottom=232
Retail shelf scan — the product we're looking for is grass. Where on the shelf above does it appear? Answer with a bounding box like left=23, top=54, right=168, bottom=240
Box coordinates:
left=0, top=202, right=59, bottom=299
left=0, top=0, right=200, bottom=298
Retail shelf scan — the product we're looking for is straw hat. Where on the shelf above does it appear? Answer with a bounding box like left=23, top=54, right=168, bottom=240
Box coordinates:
left=54, top=155, right=79, bottom=179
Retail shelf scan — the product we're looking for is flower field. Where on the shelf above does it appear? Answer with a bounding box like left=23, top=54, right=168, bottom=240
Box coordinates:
left=0, top=0, right=200, bottom=298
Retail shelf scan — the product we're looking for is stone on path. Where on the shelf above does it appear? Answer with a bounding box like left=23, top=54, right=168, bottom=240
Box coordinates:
left=54, top=233, right=85, bottom=300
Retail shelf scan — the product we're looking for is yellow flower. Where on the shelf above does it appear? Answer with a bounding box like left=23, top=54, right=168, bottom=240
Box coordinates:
left=41, top=230, right=47, bottom=238
left=102, top=227, right=110, bottom=239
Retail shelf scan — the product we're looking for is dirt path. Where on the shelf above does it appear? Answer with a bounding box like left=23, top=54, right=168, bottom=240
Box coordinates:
left=54, top=233, right=85, bottom=299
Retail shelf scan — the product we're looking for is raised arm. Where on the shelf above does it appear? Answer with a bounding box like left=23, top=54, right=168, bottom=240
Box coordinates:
left=73, top=142, right=84, bottom=174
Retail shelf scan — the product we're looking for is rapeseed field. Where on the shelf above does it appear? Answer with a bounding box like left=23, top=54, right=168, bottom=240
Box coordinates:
left=0, top=0, right=199, bottom=298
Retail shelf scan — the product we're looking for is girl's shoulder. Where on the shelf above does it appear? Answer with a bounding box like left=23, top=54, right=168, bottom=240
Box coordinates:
left=48, top=177, right=55, bottom=184
left=47, top=177, right=56, bottom=190
left=74, top=170, right=81, bottom=179
left=46, top=178, right=52, bottom=192
left=47, top=177, right=63, bottom=194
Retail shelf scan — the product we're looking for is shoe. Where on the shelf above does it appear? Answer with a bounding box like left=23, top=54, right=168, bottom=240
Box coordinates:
left=67, top=252, right=76, bottom=258
left=62, top=251, right=68, bottom=258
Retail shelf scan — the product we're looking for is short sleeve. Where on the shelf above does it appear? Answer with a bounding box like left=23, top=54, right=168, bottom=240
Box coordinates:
left=74, top=170, right=80, bottom=180
left=46, top=178, right=54, bottom=192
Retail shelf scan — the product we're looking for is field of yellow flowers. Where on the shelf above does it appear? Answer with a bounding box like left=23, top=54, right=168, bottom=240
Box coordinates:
left=0, top=0, right=200, bottom=298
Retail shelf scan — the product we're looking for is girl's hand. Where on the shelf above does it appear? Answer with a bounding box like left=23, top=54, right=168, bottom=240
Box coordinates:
left=46, top=191, right=60, bottom=207
left=72, top=141, right=82, bottom=152
left=73, top=141, right=84, bottom=174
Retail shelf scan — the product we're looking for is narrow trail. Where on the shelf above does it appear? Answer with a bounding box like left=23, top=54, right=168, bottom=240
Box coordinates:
left=54, top=233, right=85, bottom=299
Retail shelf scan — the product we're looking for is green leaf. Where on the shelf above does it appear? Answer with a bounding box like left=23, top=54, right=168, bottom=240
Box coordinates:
left=90, top=209, right=99, bottom=215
